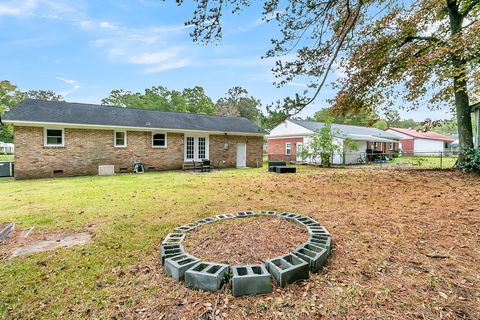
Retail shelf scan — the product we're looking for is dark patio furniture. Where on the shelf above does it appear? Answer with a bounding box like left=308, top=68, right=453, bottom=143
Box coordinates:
left=275, top=166, right=296, bottom=173
left=268, top=161, right=287, bottom=172
left=201, top=159, right=214, bottom=172
left=268, top=161, right=296, bottom=173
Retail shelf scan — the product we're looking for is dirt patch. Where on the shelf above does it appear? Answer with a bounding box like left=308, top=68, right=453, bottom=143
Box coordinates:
left=184, top=216, right=309, bottom=265
left=0, top=229, right=93, bottom=259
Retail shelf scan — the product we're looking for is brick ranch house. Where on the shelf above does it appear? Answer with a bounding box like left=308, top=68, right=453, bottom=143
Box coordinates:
left=385, top=128, right=455, bottom=155
left=267, top=119, right=400, bottom=164
left=3, top=99, right=264, bottom=179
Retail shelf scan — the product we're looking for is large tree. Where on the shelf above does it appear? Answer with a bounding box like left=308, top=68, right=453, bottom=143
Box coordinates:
left=0, top=80, right=64, bottom=143
left=101, top=85, right=215, bottom=114
left=215, top=86, right=262, bottom=124
left=176, top=0, right=480, bottom=164
left=306, top=107, right=380, bottom=127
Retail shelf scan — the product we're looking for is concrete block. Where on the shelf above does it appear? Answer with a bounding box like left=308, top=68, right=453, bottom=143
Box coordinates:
left=307, top=226, right=331, bottom=237
left=266, top=253, right=309, bottom=288
left=216, top=213, right=235, bottom=220
left=231, top=264, right=273, bottom=297
left=184, top=262, right=229, bottom=292
left=196, top=217, right=218, bottom=224
left=234, top=211, right=255, bottom=218
left=259, top=210, right=277, bottom=216
left=293, top=243, right=328, bottom=272
left=278, top=212, right=301, bottom=220
left=308, top=235, right=332, bottom=255
left=174, top=225, right=196, bottom=233
left=295, top=216, right=321, bottom=227
left=160, top=244, right=184, bottom=265
left=161, top=232, right=186, bottom=245
left=164, top=254, right=200, bottom=281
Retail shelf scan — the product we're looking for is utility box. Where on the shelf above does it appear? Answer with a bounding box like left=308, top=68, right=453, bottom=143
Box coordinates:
left=0, top=161, right=13, bottom=177
left=98, top=165, right=115, bottom=176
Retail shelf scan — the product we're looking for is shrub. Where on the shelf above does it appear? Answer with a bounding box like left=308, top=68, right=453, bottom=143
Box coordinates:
left=456, top=148, right=480, bottom=172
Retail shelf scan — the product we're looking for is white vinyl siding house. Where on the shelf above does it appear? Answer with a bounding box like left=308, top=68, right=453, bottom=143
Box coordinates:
left=268, top=119, right=399, bottom=165
left=385, top=128, right=455, bottom=155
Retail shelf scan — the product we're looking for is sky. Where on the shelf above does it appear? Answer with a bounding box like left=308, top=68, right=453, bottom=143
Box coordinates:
left=0, top=0, right=453, bottom=121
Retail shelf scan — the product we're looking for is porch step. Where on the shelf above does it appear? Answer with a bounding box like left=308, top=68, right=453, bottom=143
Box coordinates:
left=182, top=162, right=199, bottom=170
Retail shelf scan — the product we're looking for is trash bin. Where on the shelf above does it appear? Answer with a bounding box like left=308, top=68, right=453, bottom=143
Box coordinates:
left=0, top=161, right=13, bottom=177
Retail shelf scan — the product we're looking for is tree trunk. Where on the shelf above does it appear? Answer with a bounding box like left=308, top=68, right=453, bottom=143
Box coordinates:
left=447, top=0, right=474, bottom=164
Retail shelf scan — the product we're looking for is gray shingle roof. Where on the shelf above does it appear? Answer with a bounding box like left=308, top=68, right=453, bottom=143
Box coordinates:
left=289, top=119, right=399, bottom=140
left=3, top=99, right=263, bottom=134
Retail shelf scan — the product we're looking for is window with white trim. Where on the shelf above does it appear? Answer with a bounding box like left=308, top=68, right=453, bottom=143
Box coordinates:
left=285, top=142, right=292, bottom=155
left=44, top=128, right=64, bottom=146
left=152, top=132, right=167, bottom=148
left=389, top=142, right=394, bottom=150
left=114, top=131, right=127, bottom=147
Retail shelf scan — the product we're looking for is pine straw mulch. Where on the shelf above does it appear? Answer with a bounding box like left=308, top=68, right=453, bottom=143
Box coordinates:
left=102, top=169, right=480, bottom=320
left=183, top=217, right=309, bottom=265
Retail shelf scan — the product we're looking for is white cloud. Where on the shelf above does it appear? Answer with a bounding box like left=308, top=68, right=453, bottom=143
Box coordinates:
left=129, top=48, right=182, bottom=64
left=79, top=20, right=194, bottom=73
left=99, top=21, right=117, bottom=30
left=143, top=59, right=191, bottom=73
left=0, top=0, right=37, bottom=16
left=56, top=76, right=77, bottom=84
left=127, top=48, right=192, bottom=73
left=0, top=0, right=84, bottom=18
left=56, top=77, right=81, bottom=96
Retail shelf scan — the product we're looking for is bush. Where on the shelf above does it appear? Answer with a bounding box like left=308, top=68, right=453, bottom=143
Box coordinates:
left=456, top=148, right=480, bottom=172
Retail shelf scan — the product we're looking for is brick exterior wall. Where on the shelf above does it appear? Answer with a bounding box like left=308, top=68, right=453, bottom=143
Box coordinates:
left=13, top=126, right=263, bottom=179
left=210, top=134, right=263, bottom=169
left=399, top=139, right=414, bottom=155
left=267, top=137, right=303, bottom=161
left=367, top=141, right=399, bottom=153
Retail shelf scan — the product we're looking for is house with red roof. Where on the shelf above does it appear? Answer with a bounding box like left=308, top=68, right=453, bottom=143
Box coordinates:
left=385, top=128, right=455, bottom=155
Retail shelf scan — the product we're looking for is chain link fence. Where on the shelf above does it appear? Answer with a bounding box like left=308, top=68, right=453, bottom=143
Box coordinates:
left=268, top=151, right=459, bottom=169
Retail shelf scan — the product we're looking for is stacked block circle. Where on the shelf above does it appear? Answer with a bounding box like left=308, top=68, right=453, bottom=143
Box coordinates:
left=160, top=211, right=332, bottom=297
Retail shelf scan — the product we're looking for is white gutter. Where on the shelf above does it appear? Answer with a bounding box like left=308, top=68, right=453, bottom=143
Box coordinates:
left=3, top=120, right=265, bottom=137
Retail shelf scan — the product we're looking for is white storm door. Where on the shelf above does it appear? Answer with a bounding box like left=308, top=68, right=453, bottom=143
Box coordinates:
left=296, top=143, right=303, bottom=162
left=236, top=143, right=246, bottom=167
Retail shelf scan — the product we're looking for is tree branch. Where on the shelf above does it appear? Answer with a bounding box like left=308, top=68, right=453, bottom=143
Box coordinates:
left=461, top=0, right=480, bottom=17
left=400, top=35, right=444, bottom=47
left=289, top=0, right=364, bottom=116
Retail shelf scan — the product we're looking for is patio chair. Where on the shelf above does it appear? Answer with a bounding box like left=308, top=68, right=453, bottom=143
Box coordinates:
left=201, top=159, right=214, bottom=172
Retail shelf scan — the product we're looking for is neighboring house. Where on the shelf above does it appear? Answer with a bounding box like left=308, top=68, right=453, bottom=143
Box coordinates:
left=0, top=142, right=14, bottom=153
left=473, top=103, right=480, bottom=148
left=3, top=99, right=264, bottom=179
left=267, top=119, right=400, bottom=164
left=385, top=128, right=455, bottom=155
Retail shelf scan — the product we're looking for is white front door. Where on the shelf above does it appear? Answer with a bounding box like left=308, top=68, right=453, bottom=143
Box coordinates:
left=236, top=143, right=246, bottom=168
left=296, top=143, right=303, bottom=162
left=184, top=135, right=209, bottom=161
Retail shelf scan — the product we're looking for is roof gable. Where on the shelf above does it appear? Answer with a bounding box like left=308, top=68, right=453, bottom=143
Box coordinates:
left=3, top=99, right=263, bottom=134
left=268, top=119, right=314, bottom=137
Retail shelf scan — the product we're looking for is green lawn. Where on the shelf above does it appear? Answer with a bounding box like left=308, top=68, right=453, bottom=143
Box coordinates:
left=0, top=168, right=271, bottom=318
left=390, top=155, right=458, bottom=169
left=1, top=167, right=479, bottom=319
left=0, top=155, right=13, bottom=161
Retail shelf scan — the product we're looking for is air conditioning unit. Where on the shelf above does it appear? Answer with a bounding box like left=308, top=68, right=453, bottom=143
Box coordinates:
left=98, top=165, right=115, bottom=176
